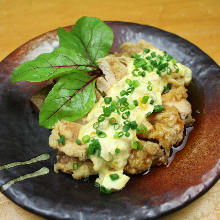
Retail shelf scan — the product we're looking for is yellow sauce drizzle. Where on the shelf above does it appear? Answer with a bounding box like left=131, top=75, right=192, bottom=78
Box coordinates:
left=1, top=167, right=49, bottom=191
left=0, top=154, right=50, bottom=171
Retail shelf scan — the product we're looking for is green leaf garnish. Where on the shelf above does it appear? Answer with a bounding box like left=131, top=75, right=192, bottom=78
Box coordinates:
left=39, top=72, right=96, bottom=128
left=12, top=47, right=94, bottom=82
left=11, top=16, right=114, bottom=129
left=69, top=16, right=114, bottom=65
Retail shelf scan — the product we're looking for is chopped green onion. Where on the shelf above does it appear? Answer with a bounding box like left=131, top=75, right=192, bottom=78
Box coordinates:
left=141, top=71, right=146, bottom=77
left=118, top=97, right=128, bottom=106
left=133, top=80, right=140, bottom=88
left=137, top=124, right=149, bottom=135
left=112, top=100, right=120, bottom=115
left=163, top=84, right=171, bottom=93
left=151, top=52, right=156, bottom=58
left=172, top=58, right=177, bottom=64
left=142, top=64, right=147, bottom=70
left=114, top=131, right=124, bottom=138
left=96, top=130, right=107, bottom=138
left=57, top=135, right=65, bottom=145
left=146, top=112, right=152, bottom=117
left=167, top=55, right=173, bottom=61
left=144, top=48, right=150, bottom=53
left=113, top=123, right=120, bottom=130
left=156, top=70, right=162, bottom=77
left=142, top=96, right=149, bottom=104
left=131, top=141, right=138, bottom=149
left=147, top=81, right=152, bottom=91
left=87, top=139, right=101, bottom=156
left=134, top=58, right=146, bottom=68
left=195, top=110, right=200, bottom=114
left=125, top=131, right=130, bottom=137
left=120, top=90, right=127, bottom=96
left=133, top=100, right=138, bottom=106
left=166, top=67, right=171, bottom=75
left=132, top=70, right=139, bottom=76
left=109, top=173, right=120, bottom=181
left=146, top=65, right=153, bottom=72
left=150, top=99, right=155, bottom=105
left=109, top=117, right=117, bottom=125
left=127, top=87, right=134, bottom=94
left=117, top=131, right=124, bottom=137
left=137, top=143, right=143, bottom=150
left=103, top=105, right=115, bottom=117
left=98, top=114, right=105, bottom=122
left=153, top=105, right=164, bottom=113
left=132, top=141, right=143, bottom=150
left=146, top=56, right=151, bottom=60
left=73, top=163, right=79, bottom=170
left=115, top=148, right=120, bottom=154
left=124, top=120, right=131, bottom=125
left=128, top=103, right=135, bottom=110
left=123, top=124, right=130, bottom=132
left=174, top=64, right=179, bottom=73
left=130, top=121, right=138, bottom=130
left=151, top=60, right=157, bottom=67
left=134, top=54, right=141, bottom=59
left=120, top=106, right=127, bottom=112
left=122, top=111, right=130, bottom=119
left=93, top=122, right=99, bottom=129
left=82, top=135, right=90, bottom=144
left=125, top=78, right=133, bottom=86
left=104, top=97, right=112, bottom=104
left=95, top=182, right=100, bottom=187
left=100, top=186, right=112, bottom=194
left=75, top=139, right=81, bottom=145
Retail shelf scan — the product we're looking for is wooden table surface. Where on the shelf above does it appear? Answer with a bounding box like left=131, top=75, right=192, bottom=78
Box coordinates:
left=0, top=0, right=219, bottom=219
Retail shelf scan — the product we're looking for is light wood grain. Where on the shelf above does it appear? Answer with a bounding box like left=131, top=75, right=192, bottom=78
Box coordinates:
left=0, top=0, right=219, bottom=219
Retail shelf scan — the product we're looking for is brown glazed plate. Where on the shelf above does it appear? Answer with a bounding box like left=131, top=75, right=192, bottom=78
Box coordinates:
left=0, top=21, right=219, bottom=220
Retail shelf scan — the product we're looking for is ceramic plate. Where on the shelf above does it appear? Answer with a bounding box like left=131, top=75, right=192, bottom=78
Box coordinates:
left=0, top=21, right=219, bottom=220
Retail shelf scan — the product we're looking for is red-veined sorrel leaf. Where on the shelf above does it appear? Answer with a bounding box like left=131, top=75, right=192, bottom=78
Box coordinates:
left=12, top=47, right=95, bottom=82
left=39, top=72, right=97, bottom=129
left=59, top=16, right=114, bottom=65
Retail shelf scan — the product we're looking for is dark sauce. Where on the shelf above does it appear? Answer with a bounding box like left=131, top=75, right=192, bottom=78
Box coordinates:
left=167, top=126, right=193, bottom=167
left=142, top=126, right=193, bottom=175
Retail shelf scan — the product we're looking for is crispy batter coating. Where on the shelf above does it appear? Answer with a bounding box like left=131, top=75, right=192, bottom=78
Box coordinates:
left=97, top=55, right=132, bottom=94
left=49, top=120, right=87, bottom=160
left=119, top=40, right=154, bottom=56
left=147, top=106, right=184, bottom=155
left=125, top=141, right=166, bottom=174
left=55, top=152, right=97, bottom=179
left=162, top=86, right=194, bottom=124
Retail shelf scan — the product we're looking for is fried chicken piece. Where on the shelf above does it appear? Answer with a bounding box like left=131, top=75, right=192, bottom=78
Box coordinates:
left=55, top=152, right=97, bottom=179
left=97, top=55, right=132, bottom=94
left=49, top=121, right=97, bottom=179
left=119, top=40, right=154, bottom=56
left=125, top=141, right=166, bottom=175
left=162, top=86, right=195, bottom=125
left=148, top=106, right=184, bottom=155
left=49, top=120, right=87, bottom=160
